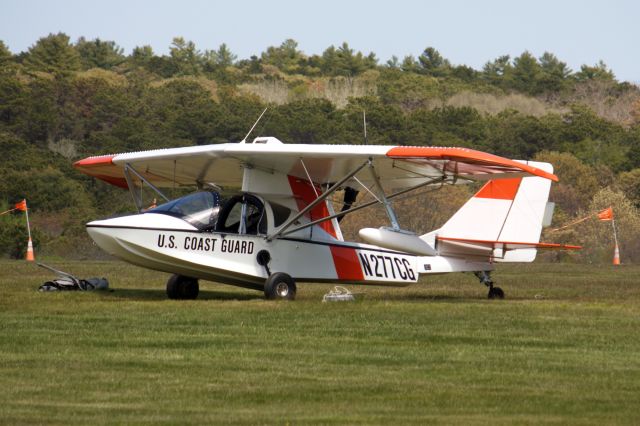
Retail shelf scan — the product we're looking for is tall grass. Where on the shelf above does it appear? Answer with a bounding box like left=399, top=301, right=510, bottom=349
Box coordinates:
left=445, top=91, right=565, bottom=116
left=239, top=75, right=378, bottom=107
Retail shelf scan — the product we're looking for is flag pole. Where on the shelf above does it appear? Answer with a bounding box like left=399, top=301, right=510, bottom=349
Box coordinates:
left=0, top=207, right=18, bottom=216
left=611, top=217, right=620, bottom=265
left=23, top=200, right=35, bottom=261
left=24, top=203, right=32, bottom=242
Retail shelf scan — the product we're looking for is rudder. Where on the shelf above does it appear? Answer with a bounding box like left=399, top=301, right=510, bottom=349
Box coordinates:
left=433, top=161, right=554, bottom=262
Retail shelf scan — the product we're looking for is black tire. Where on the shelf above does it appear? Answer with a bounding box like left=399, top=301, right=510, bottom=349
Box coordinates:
left=488, top=286, right=505, bottom=300
left=264, top=272, right=296, bottom=300
left=166, top=274, right=199, bottom=300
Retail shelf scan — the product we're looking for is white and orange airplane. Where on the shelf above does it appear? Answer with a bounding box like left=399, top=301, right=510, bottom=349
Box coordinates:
left=74, top=136, right=579, bottom=300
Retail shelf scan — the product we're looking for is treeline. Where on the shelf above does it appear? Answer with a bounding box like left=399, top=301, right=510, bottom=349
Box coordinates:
left=2, top=34, right=629, bottom=92
left=1, top=33, right=639, bottom=262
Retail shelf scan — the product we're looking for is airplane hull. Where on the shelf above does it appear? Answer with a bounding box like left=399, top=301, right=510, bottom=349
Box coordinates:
left=88, top=224, right=266, bottom=289
left=87, top=211, right=496, bottom=293
left=86, top=213, right=424, bottom=289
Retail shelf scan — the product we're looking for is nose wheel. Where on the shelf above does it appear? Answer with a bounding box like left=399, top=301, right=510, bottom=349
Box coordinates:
left=474, top=271, right=504, bottom=299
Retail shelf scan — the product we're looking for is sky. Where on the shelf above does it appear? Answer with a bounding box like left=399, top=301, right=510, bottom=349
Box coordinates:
left=1, top=0, right=638, bottom=82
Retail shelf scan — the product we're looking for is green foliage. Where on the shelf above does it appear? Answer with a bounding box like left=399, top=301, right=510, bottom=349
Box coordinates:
left=23, top=32, right=81, bottom=76
left=261, top=39, right=306, bottom=75
left=534, top=151, right=600, bottom=214
left=538, top=52, right=571, bottom=92
left=378, top=70, right=441, bottom=111
left=0, top=71, right=24, bottom=128
left=0, top=167, right=94, bottom=212
left=575, top=60, right=615, bottom=82
left=264, top=98, right=342, bottom=144
left=202, top=43, right=237, bottom=81
left=0, top=40, right=13, bottom=67
left=169, top=37, right=202, bottom=76
left=318, top=42, right=377, bottom=76
left=0, top=210, right=41, bottom=259
left=75, top=37, right=125, bottom=70
left=482, top=55, right=512, bottom=87
left=130, top=45, right=154, bottom=67
left=343, top=97, right=406, bottom=145
left=510, top=51, right=542, bottom=95
left=580, top=188, right=640, bottom=263
left=2, top=34, right=640, bottom=262
left=407, top=106, right=486, bottom=148
left=417, top=47, right=450, bottom=77
left=569, top=138, right=628, bottom=172
left=0, top=132, right=60, bottom=172
left=618, top=168, right=640, bottom=207
left=625, top=131, right=640, bottom=170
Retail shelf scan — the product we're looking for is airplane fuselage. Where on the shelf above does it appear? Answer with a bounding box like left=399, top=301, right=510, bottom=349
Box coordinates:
left=87, top=213, right=493, bottom=291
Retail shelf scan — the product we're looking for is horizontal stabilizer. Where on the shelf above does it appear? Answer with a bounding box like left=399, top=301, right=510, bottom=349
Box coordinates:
left=437, top=236, right=581, bottom=253
left=433, top=160, right=570, bottom=262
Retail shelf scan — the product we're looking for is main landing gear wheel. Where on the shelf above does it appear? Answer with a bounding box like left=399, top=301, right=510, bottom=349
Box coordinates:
left=488, top=286, right=504, bottom=299
left=264, top=272, right=296, bottom=300
left=166, top=274, right=199, bottom=300
left=474, top=271, right=505, bottom=300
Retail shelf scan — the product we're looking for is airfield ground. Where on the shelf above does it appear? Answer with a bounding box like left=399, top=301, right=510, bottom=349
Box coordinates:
left=1, top=261, right=639, bottom=424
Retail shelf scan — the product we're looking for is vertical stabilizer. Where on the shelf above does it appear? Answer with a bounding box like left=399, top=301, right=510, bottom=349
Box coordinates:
left=433, top=161, right=554, bottom=262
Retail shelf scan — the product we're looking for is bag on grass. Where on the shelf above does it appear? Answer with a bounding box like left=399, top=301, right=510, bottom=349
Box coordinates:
left=37, top=263, right=109, bottom=292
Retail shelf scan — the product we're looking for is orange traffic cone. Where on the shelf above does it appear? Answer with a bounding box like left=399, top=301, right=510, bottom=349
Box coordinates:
left=613, top=243, right=620, bottom=265
left=25, top=237, right=35, bottom=261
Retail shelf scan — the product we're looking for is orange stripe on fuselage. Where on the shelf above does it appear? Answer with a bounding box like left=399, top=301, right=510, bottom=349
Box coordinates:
left=287, top=175, right=337, bottom=238
left=474, top=178, right=522, bottom=200
left=329, top=246, right=365, bottom=280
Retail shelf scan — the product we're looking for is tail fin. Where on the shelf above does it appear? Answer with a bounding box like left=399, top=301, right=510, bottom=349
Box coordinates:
left=431, top=161, right=554, bottom=262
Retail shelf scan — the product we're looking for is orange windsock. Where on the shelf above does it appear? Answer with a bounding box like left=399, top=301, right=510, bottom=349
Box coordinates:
left=15, top=199, right=27, bottom=211
left=597, top=207, right=613, bottom=221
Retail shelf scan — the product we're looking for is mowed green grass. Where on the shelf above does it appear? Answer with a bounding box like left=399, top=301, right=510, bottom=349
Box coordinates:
left=1, top=261, right=639, bottom=425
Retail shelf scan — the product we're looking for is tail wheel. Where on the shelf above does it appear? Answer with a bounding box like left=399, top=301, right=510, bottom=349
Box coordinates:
left=166, top=274, right=199, bottom=300
left=264, top=272, right=296, bottom=300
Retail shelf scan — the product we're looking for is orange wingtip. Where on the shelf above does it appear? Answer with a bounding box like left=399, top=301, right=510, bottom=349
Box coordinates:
left=437, top=236, right=581, bottom=250
left=73, top=155, right=128, bottom=188
left=386, top=146, right=559, bottom=182
left=73, top=154, right=116, bottom=168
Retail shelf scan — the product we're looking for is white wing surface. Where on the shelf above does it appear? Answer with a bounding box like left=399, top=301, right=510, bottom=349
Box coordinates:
left=74, top=137, right=558, bottom=190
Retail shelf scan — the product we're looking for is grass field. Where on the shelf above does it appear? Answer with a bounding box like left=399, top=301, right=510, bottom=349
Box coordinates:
left=1, top=260, right=639, bottom=424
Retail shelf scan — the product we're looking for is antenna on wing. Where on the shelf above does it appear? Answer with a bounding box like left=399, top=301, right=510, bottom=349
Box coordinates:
left=363, top=110, right=368, bottom=145
left=240, top=107, right=268, bottom=144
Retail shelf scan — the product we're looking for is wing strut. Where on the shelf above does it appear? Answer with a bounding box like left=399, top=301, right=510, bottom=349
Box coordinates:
left=267, top=160, right=370, bottom=241
left=124, top=163, right=170, bottom=212
left=274, top=175, right=448, bottom=238
left=368, top=162, right=400, bottom=230
left=299, top=159, right=319, bottom=198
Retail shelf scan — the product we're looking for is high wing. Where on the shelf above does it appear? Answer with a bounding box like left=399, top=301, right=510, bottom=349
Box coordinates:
left=74, top=137, right=558, bottom=190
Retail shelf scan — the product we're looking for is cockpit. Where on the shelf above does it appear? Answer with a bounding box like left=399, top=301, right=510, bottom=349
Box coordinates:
left=147, top=191, right=295, bottom=236
left=147, top=191, right=222, bottom=230
left=215, top=193, right=266, bottom=234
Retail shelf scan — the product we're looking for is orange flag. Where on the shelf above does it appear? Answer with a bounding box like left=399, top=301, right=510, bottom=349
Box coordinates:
left=597, top=207, right=613, bottom=221
left=14, top=199, right=27, bottom=211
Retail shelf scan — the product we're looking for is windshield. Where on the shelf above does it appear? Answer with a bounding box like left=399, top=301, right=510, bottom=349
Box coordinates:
left=147, top=191, right=221, bottom=230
